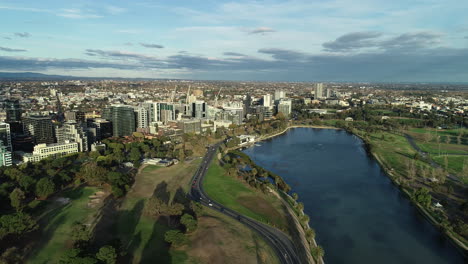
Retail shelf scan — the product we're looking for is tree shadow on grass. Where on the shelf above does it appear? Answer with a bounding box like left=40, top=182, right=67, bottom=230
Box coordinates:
left=152, top=182, right=170, bottom=204
left=118, top=199, right=145, bottom=256
left=26, top=204, right=70, bottom=263
left=92, top=196, right=121, bottom=248
left=140, top=217, right=172, bottom=264
left=173, top=187, right=190, bottom=208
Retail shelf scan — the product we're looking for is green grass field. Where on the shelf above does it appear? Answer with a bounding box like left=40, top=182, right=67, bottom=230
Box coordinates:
left=432, top=155, right=467, bottom=175
left=27, top=187, right=99, bottom=264
left=203, top=160, right=288, bottom=230
left=184, top=207, right=280, bottom=264
left=115, top=161, right=201, bottom=264
left=366, top=131, right=421, bottom=175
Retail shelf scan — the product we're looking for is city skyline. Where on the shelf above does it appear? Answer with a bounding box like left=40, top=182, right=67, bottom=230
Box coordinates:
left=1, top=0, right=468, bottom=82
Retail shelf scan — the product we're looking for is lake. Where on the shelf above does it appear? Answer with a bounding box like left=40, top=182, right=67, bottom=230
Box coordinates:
left=242, top=128, right=466, bottom=264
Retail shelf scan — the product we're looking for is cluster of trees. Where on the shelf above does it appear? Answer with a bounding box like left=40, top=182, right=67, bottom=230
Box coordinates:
left=221, top=150, right=291, bottom=193
left=163, top=201, right=203, bottom=247
left=0, top=135, right=185, bottom=260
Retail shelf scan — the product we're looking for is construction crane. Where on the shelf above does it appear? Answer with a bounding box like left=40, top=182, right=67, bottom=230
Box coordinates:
left=214, top=87, right=223, bottom=107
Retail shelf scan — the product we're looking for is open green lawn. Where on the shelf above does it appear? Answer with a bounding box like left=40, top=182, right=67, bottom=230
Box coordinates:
left=432, top=155, right=467, bottom=175
left=27, top=187, right=100, bottom=264
left=417, top=142, right=468, bottom=155
left=115, top=161, right=201, bottom=264
left=366, top=131, right=420, bottom=175
left=184, top=207, right=280, bottom=264
left=116, top=196, right=175, bottom=264
left=203, top=160, right=288, bottom=231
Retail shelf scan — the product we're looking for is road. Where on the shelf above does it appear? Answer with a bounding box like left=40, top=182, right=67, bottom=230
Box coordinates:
left=189, top=143, right=302, bottom=264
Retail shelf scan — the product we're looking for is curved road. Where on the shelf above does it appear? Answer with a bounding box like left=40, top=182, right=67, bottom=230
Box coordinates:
left=189, top=143, right=302, bottom=264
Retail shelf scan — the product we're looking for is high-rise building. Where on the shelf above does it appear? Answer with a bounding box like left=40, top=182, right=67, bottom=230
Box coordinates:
left=274, top=90, right=286, bottom=101
left=0, top=122, right=12, bottom=151
left=4, top=99, right=22, bottom=122
left=243, top=94, right=252, bottom=117
left=263, top=94, right=273, bottom=109
left=158, top=103, right=175, bottom=123
left=102, top=105, right=136, bottom=137
left=134, top=106, right=149, bottom=129
left=277, top=99, right=292, bottom=117
left=56, top=121, right=88, bottom=152
left=23, top=115, right=55, bottom=144
left=314, top=83, right=324, bottom=99
left=192, top=101, right=206, bottom=119
left=87, top=118, right=112, bottom=143
left=0, top=142, right=12, bottom=167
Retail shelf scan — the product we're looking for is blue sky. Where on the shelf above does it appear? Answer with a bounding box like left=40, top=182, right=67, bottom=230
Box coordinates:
left=1, top=0, right=467, bottom=81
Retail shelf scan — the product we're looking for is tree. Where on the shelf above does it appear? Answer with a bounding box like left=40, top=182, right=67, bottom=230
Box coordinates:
left=59, top=249, right=97, bottom=264
left=35, top=178, right=55, bottom=199
left=305, top=228, right=316, bottom=241
left=190, top=201, right=203, bottom=218
left=414, top=188, right=432, bottom=207
left=180, top=214, right=197, bottom=233
left=0, top=247, right=23, bottom=264
left=129, top=147, right=141, bottom=163
left=164, top=230, right=187, bottom=246
left=0, top=212, right=38, bottom=239
left=79, top=162, right=108, bottom=185
left=70, top=222, right=92, bottom=246
left=9, top=188, right=25, bottom=211
left=310, top=246, right=325, bottom=260
left=292, top=193, right=299, bottom=201
left=96, top=246, right=117, bottom=264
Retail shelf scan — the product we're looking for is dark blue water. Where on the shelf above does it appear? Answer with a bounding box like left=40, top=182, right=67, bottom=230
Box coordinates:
left=242, top=128, right=466, bottom=264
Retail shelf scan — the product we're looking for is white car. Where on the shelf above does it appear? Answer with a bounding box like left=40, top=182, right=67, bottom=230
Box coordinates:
left=208, top=203, right=213, bottom=207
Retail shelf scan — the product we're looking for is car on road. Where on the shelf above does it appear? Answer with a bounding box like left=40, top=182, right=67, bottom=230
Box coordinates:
left=208, top=202, right=213, bottom=206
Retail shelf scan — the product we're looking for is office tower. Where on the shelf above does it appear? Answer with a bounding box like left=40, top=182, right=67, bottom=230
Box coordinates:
left=274, top=90, right=286, bottom=101
left=23, top=115, right=55, bottom=144
left=87, top=118, right=112, bottom=143
left=314, top=83, right=324, bottom=99
left=192, top=101, right=206, bottom=119
left=158, top=103, right=176, bottom=123
left=102, top=105, right=136, bottom=137
left=277, top=99, right=292, bottom=117
left=263, top=94, right=273, bottom=108
left=56, top=121, right=88, bottom=152
left=134, top=106, right=149, bottom=129
left=0, top=142, right=12, bottom=167
left=64, top=110, right=85, bottom=123
left=243, top=94, right=252, bottom=117
left=0, top=122, right=12, bottom=151
left=4, top=99, right=22, bottom=122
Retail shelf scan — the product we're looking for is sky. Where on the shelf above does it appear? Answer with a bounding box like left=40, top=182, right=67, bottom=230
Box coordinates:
left=1, top=0, right=468, bottom=82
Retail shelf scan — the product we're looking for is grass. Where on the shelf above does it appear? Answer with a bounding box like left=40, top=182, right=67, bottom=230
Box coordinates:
left=203, top=160, right=288, bottom=231
left=432, top=155, right=467, bottom=175
left=115, top=160, right=201, bottom=264
left=184, top=207, right=280, bottom=264
left=417, top=142, right=468, bottom=155
left=365, top=131, right=420, bottom=175
left=27, top=187, right=100, bottom=264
